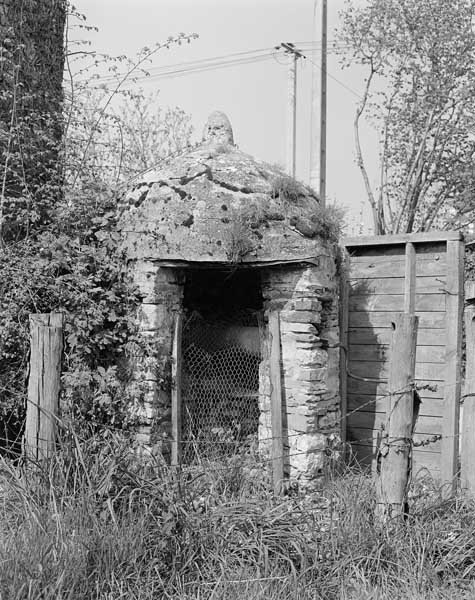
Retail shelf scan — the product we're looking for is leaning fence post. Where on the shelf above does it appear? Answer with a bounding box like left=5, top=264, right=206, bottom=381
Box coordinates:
left=24, top=313, right=63, bottom=461
left=269, top=310, right=284, bottom=495
left=461, top=282, right=475, bottom=494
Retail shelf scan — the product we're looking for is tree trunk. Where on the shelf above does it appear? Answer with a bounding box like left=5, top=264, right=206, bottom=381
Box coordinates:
left=0, top=0, right=66, bottom=241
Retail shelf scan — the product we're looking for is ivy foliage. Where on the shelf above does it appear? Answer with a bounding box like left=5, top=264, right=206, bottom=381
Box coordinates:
left=0, top=0, right=66, bottom=240
left=0, top=3, right=196, bottom=450
left=0, top=187, right=148, bottom=447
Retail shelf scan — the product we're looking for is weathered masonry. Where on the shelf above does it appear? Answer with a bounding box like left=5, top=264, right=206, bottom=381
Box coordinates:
left=118, top=112, right=341, bottom=485
left=341, top=232, right=464, bottom=484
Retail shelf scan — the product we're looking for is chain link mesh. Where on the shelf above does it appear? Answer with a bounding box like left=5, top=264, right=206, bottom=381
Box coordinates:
left=182, top=310, right=262, bottom=463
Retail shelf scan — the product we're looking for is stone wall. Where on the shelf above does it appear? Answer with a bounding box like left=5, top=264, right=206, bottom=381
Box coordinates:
left=130, top=261, right=183, bottom=456
left=128, top=254, right=340, bottom=483
left=259, top=255, right=340, bottom=485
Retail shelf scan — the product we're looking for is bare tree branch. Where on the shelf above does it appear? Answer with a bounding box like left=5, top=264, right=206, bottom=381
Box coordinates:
left=354, top=61, right=383, bottom=233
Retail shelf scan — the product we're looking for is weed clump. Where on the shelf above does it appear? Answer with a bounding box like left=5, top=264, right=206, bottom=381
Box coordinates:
left=270, top=174, right=344, bottom=243
left=288, top=204, right=344, bottom=243
left=271, top=174, right=302, bottom=204
left=226, top=209, right=257, bottom=263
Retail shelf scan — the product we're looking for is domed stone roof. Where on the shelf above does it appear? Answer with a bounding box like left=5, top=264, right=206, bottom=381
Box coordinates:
left=119, top=112, right=331, bottom=265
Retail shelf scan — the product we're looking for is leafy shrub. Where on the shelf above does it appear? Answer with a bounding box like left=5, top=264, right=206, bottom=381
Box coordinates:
left=0, top=0, right=66, bottom=242
left=0, top=182, right=156, bottom=454
left=0, top=8, right=196, bottom=449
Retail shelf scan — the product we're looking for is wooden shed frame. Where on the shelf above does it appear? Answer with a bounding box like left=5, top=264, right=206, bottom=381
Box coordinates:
left=340, top=231, right=464, bottom=487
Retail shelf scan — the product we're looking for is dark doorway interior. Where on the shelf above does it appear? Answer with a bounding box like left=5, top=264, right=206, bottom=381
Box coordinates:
left=181, top=268, right=263, bottom=463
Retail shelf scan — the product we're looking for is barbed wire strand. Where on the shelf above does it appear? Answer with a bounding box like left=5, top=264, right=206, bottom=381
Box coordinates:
left=13, top=379, right=454, bottom=476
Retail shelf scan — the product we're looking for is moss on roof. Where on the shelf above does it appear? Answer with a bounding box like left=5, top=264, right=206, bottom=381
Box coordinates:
left=119, top=113, right=338, bottom=264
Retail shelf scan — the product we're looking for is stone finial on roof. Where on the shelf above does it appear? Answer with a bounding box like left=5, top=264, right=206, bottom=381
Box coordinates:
left=202, top=111, right=234, bottom=145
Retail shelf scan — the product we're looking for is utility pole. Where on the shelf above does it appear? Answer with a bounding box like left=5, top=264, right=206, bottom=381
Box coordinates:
left=310, top=0, right=327, bottom=206
left=277, top=42, right=304, bottom=179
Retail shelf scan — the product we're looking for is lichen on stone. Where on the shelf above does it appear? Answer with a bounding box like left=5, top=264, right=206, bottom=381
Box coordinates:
left=119, top=112, right=340, bottom=264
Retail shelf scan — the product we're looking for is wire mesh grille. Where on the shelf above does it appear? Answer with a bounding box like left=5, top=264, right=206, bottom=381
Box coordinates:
left=182, top=310, right=262, bottom=463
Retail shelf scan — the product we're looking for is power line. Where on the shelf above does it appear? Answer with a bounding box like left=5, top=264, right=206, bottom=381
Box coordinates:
left=79, top=42, right=353, bottom=86
left=90, top=47, right=280, bottom=84
left=85, top=52, right=276, bottom=87
left=74, top=41, right=363, bottom=117
left=139, top=52, right=275, bottom=80
left=96, top=51, right=353, bottom=87
left=306, top=55, right=361, bottom=99
left=85, top=54, right=362, bottom=106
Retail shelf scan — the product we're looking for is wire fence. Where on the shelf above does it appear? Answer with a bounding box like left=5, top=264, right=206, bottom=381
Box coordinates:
left=1, top=332, right=467, bottom=483
left=181, top=310, right=262, bottom=464
left=4, top=379, right=459, bottom=479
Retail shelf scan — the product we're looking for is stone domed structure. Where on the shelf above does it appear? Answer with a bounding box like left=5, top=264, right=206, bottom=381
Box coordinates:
left=119, top=112, right=341, bottom=485
left=121, top=110, right=334, bottom=265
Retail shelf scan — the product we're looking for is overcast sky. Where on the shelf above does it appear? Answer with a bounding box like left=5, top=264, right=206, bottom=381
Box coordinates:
left=74, top=0, right=376, bottom=233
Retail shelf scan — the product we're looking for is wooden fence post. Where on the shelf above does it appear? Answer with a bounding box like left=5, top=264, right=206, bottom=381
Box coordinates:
left=171, top=313, right=183, bottom=467
left=461, top=282, right=475, bottom=494
left=339, top=252, right=349, bottom=449
left=441, top=239, right=464, bottom=493
left=376, top=242, right=418, bottom=521
left=376, top=313, right=419, bottom=520
left=269, top=310, right=284, bottom=495
left=24, top=313, right=63, bottom=461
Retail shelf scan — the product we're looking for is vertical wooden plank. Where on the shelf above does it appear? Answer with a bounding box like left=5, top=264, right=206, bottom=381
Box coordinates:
left=461, top=303, right=475, bottom=494
left=24, top=313, right=63, bottom=461
left=376, top=314, right=418, bottom=520
left=24, top=321, right=41, bottom=460
left=171, top=312, right=183, bottom=467
left=269, top=310, right=284, bottom=495
left=463, top=280, right=475, bottom=494
left=404, top=242, right=416, bottom=315
left=339, top=252, right=349, bottom=446
left=441, top=240, right=464, bottom=492
left=38, top=324, right=62, bottom=459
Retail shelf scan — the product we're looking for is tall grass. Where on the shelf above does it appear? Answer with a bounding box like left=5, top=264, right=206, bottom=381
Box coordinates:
left=1, top=434, right=475, bottom=599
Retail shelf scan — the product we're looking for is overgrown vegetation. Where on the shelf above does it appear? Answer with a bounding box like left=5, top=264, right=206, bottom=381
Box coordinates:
left=1, top=436, right=475, bottom=599
left=0, top=0, right=67, bottom=241
left=289, top=204, right=344, bottom=243
left=0, top=187, right=147, bottom=450
left=0, top=3, right=196, bottom=446
left=226, top=207, right=260, bottom=263
left=271, top=173, right=302, bottom=204
left=271, top=173, right=344, bottom=243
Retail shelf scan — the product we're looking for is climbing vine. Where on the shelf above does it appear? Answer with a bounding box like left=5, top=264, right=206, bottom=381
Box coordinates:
left=0, top=2, right=196, bottom=449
